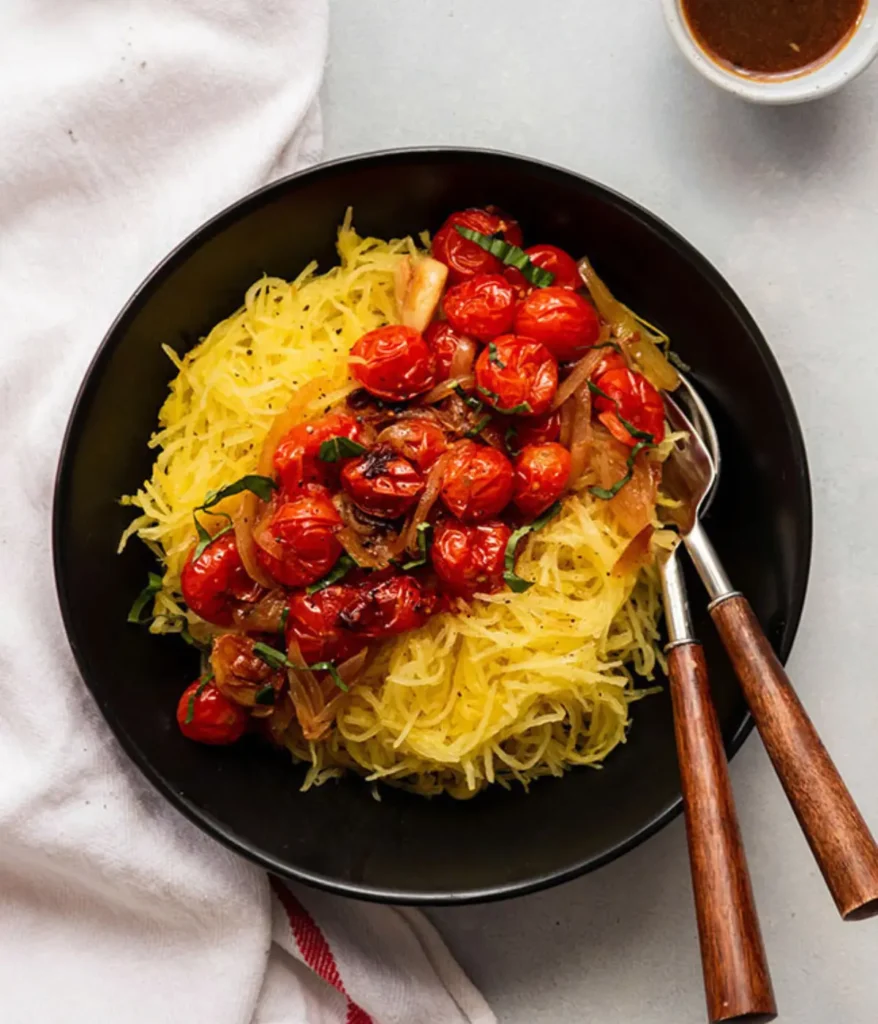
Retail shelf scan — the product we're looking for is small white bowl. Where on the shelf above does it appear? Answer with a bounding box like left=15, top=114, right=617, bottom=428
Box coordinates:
left=661, top=0, right=878, bottom=104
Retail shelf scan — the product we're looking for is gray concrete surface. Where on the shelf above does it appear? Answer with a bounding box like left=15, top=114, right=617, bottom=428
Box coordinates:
left=322, top=3, right=878, bottom=1021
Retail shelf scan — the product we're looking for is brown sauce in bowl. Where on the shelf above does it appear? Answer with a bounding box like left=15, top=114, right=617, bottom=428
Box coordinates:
left=682, top=0, right=866, bottom=76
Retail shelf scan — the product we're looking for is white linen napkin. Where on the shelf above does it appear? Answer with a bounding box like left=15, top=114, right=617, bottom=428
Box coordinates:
left=0, top=3, right=494, bottom=1022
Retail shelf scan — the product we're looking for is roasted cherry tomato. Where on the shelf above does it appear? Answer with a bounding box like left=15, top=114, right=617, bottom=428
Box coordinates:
left=379, top=417, right=449, bottom=471
left=431, top=519, right=511, bottom=595
left=181, top=532, right=262, bottom=626
left=506, top=410, right=561, bottom=453
left=513, top=443, right=572, bottom=518
left=474, top=335, right=558, bottom=417
left=341, top=445, right=425, bottom=518
left=505, top=244, right=581, bottom=296
left=440, top=440, right=514, bottom=522
left=431, top=207, right=523, bottom=284
left=255, top=493, right=343, bottom=587
left=273, top=412, right=367, bottom=496
left=177, top=680, right=248, bottom=745
left=424, top=321, right=473, bottom=380
left=443, top=274, right=517, bottom=343
left=591, top=349, right=627, bottom=381
left=338, top=575, right=434, bottom=638
left=285, top=584, right=367, bottom=664
left=350, top=325, right=436, bottom=401
left=592, top=366, right=665, bottom=447
left=515, top=288, right=601, bottom=362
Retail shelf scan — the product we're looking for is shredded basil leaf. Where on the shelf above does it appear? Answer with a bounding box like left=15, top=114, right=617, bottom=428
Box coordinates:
left=254, top=685, right=276, bottom=706
left=306, top=553, right=356, bottom=594
left=200, top=473, right=277, bottom=510
left=453, top=384, right=484, bottom=412
left=456, top=226, right=555, bottom=287
left=127, top=572, right=163, bottom=624
left=252, top=641, right=293, bottom=671
left=504, top=426, right=521, bottom=457
left=192, top=513, right=234, bottom=562
left=318, top=436, right=367, bottom=462
left=502, top=501, right=562, bottom=592
left=476, top=385, right=532, bottom=417
left=184, top=671, right=213, bottom=725
left=464, top=415, right=492, bottom=439
left=589, top=440, right=652, bottom=500
left=279, top=606, right=289, bottom=635
left=402, top=523, right=432, bottom=571
left=488, top=341, right=505, bottom=368
left=309, top=661, right=349, bottom=692
left=587, top=379, right=613, bottom=402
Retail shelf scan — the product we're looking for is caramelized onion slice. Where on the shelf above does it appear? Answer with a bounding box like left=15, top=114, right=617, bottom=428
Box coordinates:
left=612, top=524, right=655, bottom=578
left=552, top=348, right=604, bottom=411
left=423, top=375, right=475, bottom=405
left=566, top=385, right=593, bottom=487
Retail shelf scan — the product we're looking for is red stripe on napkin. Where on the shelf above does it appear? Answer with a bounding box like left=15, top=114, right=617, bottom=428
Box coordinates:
left=271, top=877, right=373, bottom=1024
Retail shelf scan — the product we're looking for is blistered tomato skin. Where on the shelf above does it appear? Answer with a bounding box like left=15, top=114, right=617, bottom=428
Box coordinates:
left=443, top=274, right=517, bottom=343
left=338, top=575, right=434, bottom=638
left=350, top=325, right=436, bottom=401
left=432, top=519, right=511, bottom=595
left=431, top=208, right=523, bottom=283
left=593, top=367, right=666, bottom=447
left=505, top=244, right=581, bottom=295
left=285, top=585, right=367, bottom=664
left=424, top=321, right=470, bottom=380
left=515, top=288, right=602, bottom=362
left=474, top=335, right=558, bottom=417
left=181, top=532, right=262, bottom=626
left=176, top=681, right=248, bottom=744
left=440, top=440, right=514, bottom=523
left=513, top=443, right=572, bottom=518
left=255, top=494, right=344, bottom=588
left=274, top=412, right=366, bottom=496
left=380, top=417, right=449, bottom=471
left=341, top=446, right=425, bottom=518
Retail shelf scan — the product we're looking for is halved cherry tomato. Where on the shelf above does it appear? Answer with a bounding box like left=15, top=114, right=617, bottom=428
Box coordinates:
left=177, top=680, right=248, bottom=745
left=431, top=208, right=523, bottom=283
left=474, top=335, right=558, bottom=417
left=273, top=412, right=367, bottom=496
left=513, top=443, right=572, bottom=518
left=505, top=244, right=581, bottom=296
left=338, top=575, right=435, bottom=638
left=181, top=532, right=263, bottom=626
left=341, top=446, right=425, bottom=518
left=506, top=410, right=561, bottom=452
left=592, top=367, right=665, bottom=447
left=443, top=274, right=516, bottom=343
left=431, top=519, right=511, bottom=595
left=350, top=325, right=436, bottom=401
left=286, top=584, right=367, bottom=664
left=424, top=321, right=471, bottom=380
left=379, top=417, right=449, bottom=471
left=440, top=440, right=514, bottom=522
left=515, top=288, right=601, bottom=362
left=255, top=493, right=343, bottom=587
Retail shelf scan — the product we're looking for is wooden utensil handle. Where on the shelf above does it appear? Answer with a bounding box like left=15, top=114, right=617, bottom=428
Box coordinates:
left=710, top=594, right=878, bottom=920
left=668, top=642, right=776, bottom=1022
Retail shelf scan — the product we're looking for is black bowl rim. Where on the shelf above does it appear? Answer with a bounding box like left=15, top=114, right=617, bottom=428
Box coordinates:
left=52, top=146, right=813, bottom=904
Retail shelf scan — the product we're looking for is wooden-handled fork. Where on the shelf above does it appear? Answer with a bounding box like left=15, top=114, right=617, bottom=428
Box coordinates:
left=664, top=376, right=878, bottom=922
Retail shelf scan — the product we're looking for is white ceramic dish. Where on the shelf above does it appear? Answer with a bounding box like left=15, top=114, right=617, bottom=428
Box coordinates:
left=661, top=0, right=878, bottom=104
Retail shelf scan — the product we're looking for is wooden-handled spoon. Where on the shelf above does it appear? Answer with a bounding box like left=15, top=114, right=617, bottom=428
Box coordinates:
left=661, top=549, right=776, bottom=1022
left=665, top=377, right=878, bottom=921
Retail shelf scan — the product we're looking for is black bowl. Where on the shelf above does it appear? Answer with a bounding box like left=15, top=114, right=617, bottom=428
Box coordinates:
left=53, top=149, right=811, bottom=903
